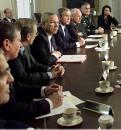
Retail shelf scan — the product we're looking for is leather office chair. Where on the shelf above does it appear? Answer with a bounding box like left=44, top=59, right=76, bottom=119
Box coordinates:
left=33, top=12, right=41, bottom=26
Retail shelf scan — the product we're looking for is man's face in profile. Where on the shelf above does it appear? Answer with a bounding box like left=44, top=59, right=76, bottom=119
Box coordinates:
left=0, top=54, right=14, bottom=104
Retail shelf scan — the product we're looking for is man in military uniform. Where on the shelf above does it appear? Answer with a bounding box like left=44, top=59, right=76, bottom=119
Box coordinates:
left=80, top=2, right=104, bottom=36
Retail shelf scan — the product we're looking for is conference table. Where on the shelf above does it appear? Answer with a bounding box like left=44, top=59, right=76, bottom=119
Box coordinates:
left=28, top=34, right=121, bottom=129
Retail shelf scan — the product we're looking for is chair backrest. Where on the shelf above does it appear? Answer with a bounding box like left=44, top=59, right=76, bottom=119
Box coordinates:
left=33, top=13, right=41, bottom=25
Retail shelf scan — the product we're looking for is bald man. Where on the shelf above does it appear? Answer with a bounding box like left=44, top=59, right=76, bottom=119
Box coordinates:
left=3, top=8, right=16, bottom=22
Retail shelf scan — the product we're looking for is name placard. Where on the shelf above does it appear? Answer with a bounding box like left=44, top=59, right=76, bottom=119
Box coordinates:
left=83, top=100, right=114, bottom=115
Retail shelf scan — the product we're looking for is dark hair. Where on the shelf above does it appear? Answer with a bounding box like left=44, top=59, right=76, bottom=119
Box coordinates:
left=102, top=5, right=111, bottom=15
left=33, top=13, right=41, bottom=25
left=16, top=18, right=36, bottom=42
left=4, top=8, right=10, bottom=14
left=58, top=8, right=70, bottom=16
left=41, top=12, right=56, bottom=25
left=0, top=21, right=20, bottom=47
left=81, top=2, right=90, bottom=8
left=4, top=9, right=7, bottom=14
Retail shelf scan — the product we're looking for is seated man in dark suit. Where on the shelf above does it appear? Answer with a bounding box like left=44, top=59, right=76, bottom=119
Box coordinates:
left=55, top=8, right=82, bottom=51
left=0, top=52, right=30, bottom=129
left=97, top=5, right=118, bottom=32
left=30, top=12, right=62, bottom=66
left=80, top=2, right=104, bottom=35
left=54, top=7, right=84, bottom=51
left=0, top=21, right=63, bottom=121
left=0, top=119, right=29, bottom=129
left=67, top=8, right=85, bottom=42
left=3, top=8, right=16, bottom=22
left=8, top=18, right=64, bottom=100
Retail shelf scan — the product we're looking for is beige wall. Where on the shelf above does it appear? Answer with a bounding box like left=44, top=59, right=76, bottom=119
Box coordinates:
left=98, top=0, right=120, bottom=22
left=34, top=0, right=62, bottom=14
left=0, top=0, right=12, bottom=18
left=0, top=0, right=121, bottom=22
left=34, top=0, right=110, bottom=15
left=0, top=0, right=17, bottom=18
left=98, top=0, right=111, bottom=14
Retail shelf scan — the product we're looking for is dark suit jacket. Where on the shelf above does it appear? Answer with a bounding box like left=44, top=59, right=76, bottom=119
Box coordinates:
left=3, top=17, right=16, bottom=22
left=67, top=21, right=80, bottom=41
left=97, top=15, right=118, bottom=32
left=30, top=26, right=59, bottom=66
left=9, top=46, right=50, bottom=84
left=8, top=46, right=50, bottom=100
left=81, top=15, right=96, bottom=35
left=54, top=25, right=77, bottom=51
left=0, top=119, right=29, bottom=129
left=0, top=87, right=50, bottom=121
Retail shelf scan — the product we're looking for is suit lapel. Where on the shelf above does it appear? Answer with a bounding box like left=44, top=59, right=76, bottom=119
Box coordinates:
left=51, top=36, right=57, bottom=51
left=59, top=26, right=65, bottom=39
left=24, top=47, right=31, bottom=70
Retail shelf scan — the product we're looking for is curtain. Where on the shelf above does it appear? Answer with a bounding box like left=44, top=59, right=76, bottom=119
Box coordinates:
left=11, top=0, right=18, bottom=18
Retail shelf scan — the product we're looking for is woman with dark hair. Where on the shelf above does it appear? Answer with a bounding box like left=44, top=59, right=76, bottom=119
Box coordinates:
left=97, top=5, right=118, bottom=32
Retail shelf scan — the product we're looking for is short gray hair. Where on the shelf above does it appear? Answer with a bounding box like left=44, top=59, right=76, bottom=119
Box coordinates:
left=71, top=8, right=81, bottom=16
left=41, top=12, right=56, bottom=25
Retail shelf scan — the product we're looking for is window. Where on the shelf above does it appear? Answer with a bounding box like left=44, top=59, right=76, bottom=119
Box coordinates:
left=16, top=0, right=33, bottom=18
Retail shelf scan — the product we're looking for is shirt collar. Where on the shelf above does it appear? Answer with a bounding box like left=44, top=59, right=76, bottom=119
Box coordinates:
left=60, top=24, right=65, bottom=31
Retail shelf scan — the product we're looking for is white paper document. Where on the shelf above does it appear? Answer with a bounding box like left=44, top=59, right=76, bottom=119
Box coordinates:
left=58, top=55, right=87, bottom=63
left=35, top=91, right=84, bottom=119
left=85, top=44, right=98, bottom=49
left=35, top=100, right=77, bottom=119
left=88, top=34, right=103, bottom=38
left=85, top=38, right=100, bottom=42
left=63, top=91, right=84, bottom=105
left=76, top=42, right=81, bottom=48
left=95, top=47, right=110, bottom=52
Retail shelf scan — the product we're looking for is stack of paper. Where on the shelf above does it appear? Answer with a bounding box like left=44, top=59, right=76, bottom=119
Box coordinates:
left=88, top=34, right=103, bottom=38
left=63, top=91, right=84, bottom=105
left=58, top=55, right=87, bottom=63
left=85, top=38, right=100, bottom=42
left=76, top=42, right=81, bottom=48
left=95, top=47, right=110, bottom=52
left=35, top=91, right=84, bottom=119
left=85, top=44, right=98, bottom=49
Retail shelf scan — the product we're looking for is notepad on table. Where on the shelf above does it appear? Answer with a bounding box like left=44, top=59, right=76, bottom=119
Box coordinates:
left=85, top=38, right=100, bottom=42
left=35, top=91, right=84, bottom=119
left=95, top=47, right=110, bottom=52
left=88, top=34, right=103, bottom=38
left=85, top=44, right=98, bottom=49
left=58, top=55, right=87, bottom=63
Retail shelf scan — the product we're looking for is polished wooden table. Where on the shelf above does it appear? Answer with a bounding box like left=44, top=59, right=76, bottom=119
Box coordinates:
left=27, top=34, right=121, bottom=129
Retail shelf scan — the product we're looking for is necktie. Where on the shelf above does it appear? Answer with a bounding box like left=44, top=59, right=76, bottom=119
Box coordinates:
left=49, top=37, right=54, bottom=53
left=64, top=28, right=67, bottom=40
